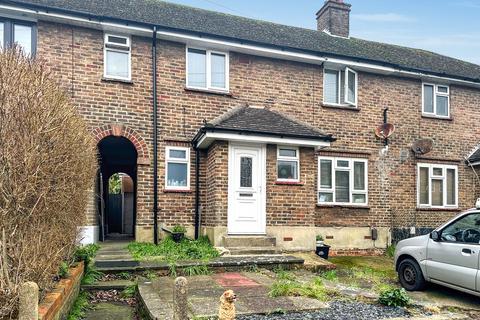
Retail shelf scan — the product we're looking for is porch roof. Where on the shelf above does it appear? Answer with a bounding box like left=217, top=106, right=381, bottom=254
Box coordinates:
left=192, top=106, right=335, bottom=149
left=467, top=147, right=480, bottom=166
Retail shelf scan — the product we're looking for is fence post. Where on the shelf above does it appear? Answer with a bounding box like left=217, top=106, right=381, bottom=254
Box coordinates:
left=173, top=277, right=188, bottom=320
left=18, top=281, right=39, bottom=320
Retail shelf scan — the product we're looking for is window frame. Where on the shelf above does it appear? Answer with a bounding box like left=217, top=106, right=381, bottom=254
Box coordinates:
left=417, top=163, right=458, bottom=209
left=165, top=146, right=191, bottom=191
left=186, top=46, right=229, bottom=92
left=103, top=33, right=132, bottom=81
left=422, top=83, right=450, bottom=118
left=276, top=146, right=300, bottom=183
left=0, top=17, right=37, bottom=56
left=323, top=66, right=358, bottom=107
left=317, top=156, right=368, bottom=206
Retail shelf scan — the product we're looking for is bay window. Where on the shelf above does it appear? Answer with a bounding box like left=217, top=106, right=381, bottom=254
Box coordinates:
left=323, top=67, right=358, bottom=107
left=104, top=34, right=131, bottom=80
left=422, top=83, right=450, bottom=118
left=0, top=19, right=35, bottom=55
left=318, top=157, right=368, bottom=205
left=187, top=47, right=228, bottom=91
left=277, top=147, right=299, bottom=182
left=417, top=163, right=457, bottom=208
left=165, top=147, right=190, bottom=190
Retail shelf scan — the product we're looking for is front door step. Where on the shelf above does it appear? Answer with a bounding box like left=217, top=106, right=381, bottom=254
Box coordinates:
left=223, top=235, right=276, bottom=248
left=227, top=246, right=281, bottom=255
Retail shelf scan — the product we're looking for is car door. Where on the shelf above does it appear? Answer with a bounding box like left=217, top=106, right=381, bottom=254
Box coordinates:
left=426, top=212, right=480, bottom=291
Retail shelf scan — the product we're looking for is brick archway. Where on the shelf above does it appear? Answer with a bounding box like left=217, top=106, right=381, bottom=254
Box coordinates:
left=93, top=124, right=150, bottom=165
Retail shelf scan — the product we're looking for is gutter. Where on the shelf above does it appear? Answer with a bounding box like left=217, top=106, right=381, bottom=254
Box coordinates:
left=152, top=26, right=159, bottom=245
left=1, top=2, right=480, bottom=86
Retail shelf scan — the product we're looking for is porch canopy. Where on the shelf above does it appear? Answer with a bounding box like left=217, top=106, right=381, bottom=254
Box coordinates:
left=192, top=105, right=335, bottom=149
left=467, top=146, right=480, bottom=166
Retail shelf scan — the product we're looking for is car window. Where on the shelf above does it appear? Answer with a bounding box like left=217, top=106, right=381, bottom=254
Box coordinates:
left=441, top=213, right=480, bottom=244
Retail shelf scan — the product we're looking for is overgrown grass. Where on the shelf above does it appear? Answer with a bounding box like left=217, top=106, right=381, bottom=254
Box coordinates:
left=121, top=284, right=137, bottom=298
left=319, top=270, right=338, bottom=281
left=385, top=245, right=396, bottom=258
left=269, top=272, right=337, bottom=301
left=183, top=265, right=212, bottom=276
left=81, top=266, right=104, bottom=285
left=67, top=291, right=91, bottom=320
left=128, top=236, right=219, bottom=262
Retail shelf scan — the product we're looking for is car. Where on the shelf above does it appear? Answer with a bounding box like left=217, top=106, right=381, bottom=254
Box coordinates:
left=394, top=203, right=480, bottom=297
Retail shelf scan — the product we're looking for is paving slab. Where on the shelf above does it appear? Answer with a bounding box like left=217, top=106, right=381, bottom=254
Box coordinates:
left=84, top=302, right=134, bottom=320
left=81, top=280, right=135, bottom=291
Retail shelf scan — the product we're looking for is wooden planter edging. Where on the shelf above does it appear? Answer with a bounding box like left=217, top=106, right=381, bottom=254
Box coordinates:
left=38, top=261, right=84, bottom=320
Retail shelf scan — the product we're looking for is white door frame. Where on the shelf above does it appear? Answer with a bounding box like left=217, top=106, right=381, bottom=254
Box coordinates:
left=227, top=142, right=267, bottom=235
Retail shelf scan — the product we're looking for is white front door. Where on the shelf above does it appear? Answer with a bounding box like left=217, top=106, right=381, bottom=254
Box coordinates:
left=228, top=143, right=266, bottom=235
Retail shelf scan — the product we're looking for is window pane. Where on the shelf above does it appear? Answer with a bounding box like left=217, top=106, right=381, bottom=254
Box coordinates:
left=108, top=35, right=128, bottom=45
left=106, top=50, right=129, bottom=78
left=169, top=149, right=186, bottom=159
left=437, top=86, right=448, bottom=93
left=352, top=194, right=366, bottom=204
left=320, top=160, right=332, bottom=188
left=432, top=167, right=443, bottom=176
left=432, top=179, right=443, bottom=206
left=188, top=48, right=207, bottom=88
left=324, top=70, right=339, bottom=104
left=240, top=157, right=252, bottom=188
left=278, top=160, right=298, bottom=180
left=447, top=169, right=456, bottom=205
left=0, top=23, right=3, bottom=48
left=423, top=85, right=434, bottom=113
left=347, top=70, right=356, bottom=103
left=337, top=160, right=349, bottom=167
left=14, top=24, right=32, bottom=55
left=279, top=148, right=297, bottom=157
left=211, top=53, right=226, bottom=88
left=419, top=167, right=429, bottom=205
left=167, top=163, right=188, bottom=187
left=436, top=96, right=448, bottom=116
left=319, top=192, right=333, bottom=203
left=335, top=170, right=350, bottom=203
left=354, top=162, right=365, bottom=190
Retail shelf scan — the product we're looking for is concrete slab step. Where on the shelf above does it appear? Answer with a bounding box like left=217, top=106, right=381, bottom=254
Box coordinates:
left=94, top=259, right=140, bottom=269
left=223, top=235, right=276, bottom=248
left=81, top=280, right=135, bottom=291
left=227, top=246, right=281, bottom=255
left=96, top=254, right=134, bottom=260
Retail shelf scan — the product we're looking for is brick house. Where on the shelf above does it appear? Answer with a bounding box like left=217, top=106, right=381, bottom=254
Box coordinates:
left=2, top=0, right=480, bottom=254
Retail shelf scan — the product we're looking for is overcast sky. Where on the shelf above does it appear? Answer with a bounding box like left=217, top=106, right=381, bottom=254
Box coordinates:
left=165, top=0, right=480, bottom=65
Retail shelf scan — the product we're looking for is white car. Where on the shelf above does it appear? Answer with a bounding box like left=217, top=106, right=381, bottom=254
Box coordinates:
left=394, top=206, right=480, bottom=297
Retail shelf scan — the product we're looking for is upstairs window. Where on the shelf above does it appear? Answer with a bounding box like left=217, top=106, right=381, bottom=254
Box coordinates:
left=165, top=147, right=190, bottom=190
left=277, top=147, right=300, bottom=182
left=318, top=157, right=368, bottom=205
left=104, top=34, right=131, bottom=80
left=423, top=84, right=449, bottom=118
left=417, top=163, right=457, bottom=208
left=0, top=19, right=35, bottom=55
left=324, top=67, right=358, bottom=107
left=187, top=47, right=228, bottom=91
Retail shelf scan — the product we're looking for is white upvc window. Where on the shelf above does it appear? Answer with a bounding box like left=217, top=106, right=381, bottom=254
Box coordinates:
left=165, top=147, right=190, bottom=190
left=417, top=163, right=458, bottom=208
left=186, top=47, right=229, bottom=91
left=104, top=34, right=131, bottom=80
left=323, top=67, right=358, bottom=107
left=318, top=157, right=368, bottom=205
left=277, top=146, right=300, bottom=182
left=422, top=83, right=450, bottom=118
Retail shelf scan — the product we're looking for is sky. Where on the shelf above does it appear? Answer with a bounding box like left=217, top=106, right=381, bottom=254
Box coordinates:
left=164, top=0, right=480, bottom=65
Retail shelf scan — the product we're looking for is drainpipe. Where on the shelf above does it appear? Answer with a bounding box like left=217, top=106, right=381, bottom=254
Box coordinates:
left=152, top=26, right=159, bottom=245
left=194, top=147, right=201, bottom=239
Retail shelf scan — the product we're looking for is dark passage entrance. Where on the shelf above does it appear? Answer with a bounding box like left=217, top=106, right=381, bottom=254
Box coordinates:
left=98, top=136, right=137, bottom=241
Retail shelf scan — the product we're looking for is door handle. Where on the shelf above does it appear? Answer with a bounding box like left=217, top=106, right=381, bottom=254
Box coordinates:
left=462, top=248, right=472, bottom=254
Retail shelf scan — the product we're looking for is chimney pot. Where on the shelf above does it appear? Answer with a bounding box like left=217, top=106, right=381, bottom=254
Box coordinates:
left=316, top=0, right=351, bottom=38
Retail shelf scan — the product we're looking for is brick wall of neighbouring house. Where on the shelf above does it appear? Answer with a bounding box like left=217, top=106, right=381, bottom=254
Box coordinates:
left=35, top=20, right=480, bottom=241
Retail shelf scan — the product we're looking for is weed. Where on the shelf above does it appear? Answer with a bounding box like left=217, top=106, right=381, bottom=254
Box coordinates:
left=274, top=269, right=296, bottom=281
left=67, top=291, right=91, bottom=320
left=385, top=245, right=396, bottom=258
left=81, top=266, right=104, bottom=285
left=118, top=272, right=133, bottom=280
left=320, top=270, right=338, bottom=281
left=168, top=261, right=178, bottom=278
left=143, top=270, right=157, bottom=280
left=183, top=265, right=212, bottom=276
left=172, top=225, right=187, bottom=233
left=74, top=244, right=100, bottom=265
left=268, top=308, right=286, bottom=315
left=378, top=287, right=410, bottom=307
left=269, top=276, right=337, bottom=302
left=269, top=279, right=301, bottom=297
left=247, top=264, right=260, bottom=273
left=121, top=284, right=137, bottom=298
left=58, top=262, right=70, bottom=279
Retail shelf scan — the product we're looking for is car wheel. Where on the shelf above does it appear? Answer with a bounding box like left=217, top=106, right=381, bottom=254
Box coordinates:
left=398, top=258, right=426, bottom=291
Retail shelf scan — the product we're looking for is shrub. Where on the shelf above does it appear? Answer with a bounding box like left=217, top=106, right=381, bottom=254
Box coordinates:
left=58, top=262, right=70, bottom=279
left=386, top=245, right=396, bottom=258
left=378, top=287, right=411, bottom=307
left=0, top=47, right=96, bottom=318
left=74, top=244, right=100, bottom=266
left=172, top=225, right=187, bottom=233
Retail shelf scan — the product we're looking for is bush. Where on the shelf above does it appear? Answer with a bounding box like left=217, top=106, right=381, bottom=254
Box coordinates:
left=74, top=244, right=100, bottom=266
left=0, top=47, right=96, bottom=318
left=171, top=225, right=187, bottom=233
left=378, top=287, right=411, bottom=307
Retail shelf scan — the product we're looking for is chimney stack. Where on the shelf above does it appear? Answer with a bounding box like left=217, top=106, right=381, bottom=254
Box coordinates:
left=316, top=0, right=351, bottom=38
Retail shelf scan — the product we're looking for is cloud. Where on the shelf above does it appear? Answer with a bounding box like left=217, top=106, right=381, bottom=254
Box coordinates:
left=351, top=13, right=414, bottom=23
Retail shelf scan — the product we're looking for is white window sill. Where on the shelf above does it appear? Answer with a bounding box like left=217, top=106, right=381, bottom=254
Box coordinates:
left=185, top=86, right=231, bottom=96
left=421, top=113, right=452, bottom=121
left=416, top=206, right=459, bottom=211
left=322, top=103, right=359, bottom=111
left=317, top=203, right=369, bottom=209
left=164, top=188, right=192, bottom=193
left=102, top=77, right=133, bottom=84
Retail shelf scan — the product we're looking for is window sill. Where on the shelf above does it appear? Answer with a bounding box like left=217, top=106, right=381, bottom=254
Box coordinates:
left=275, top=181, right=304, bottom=186
left=102, top=77, right=134, bottom=85
left=185, top=87, right=232, bottom=97
left=416, top=207, right=460, bottom=212
left=421, top=114, right=453, bottom=121
left=322, top=103, right=359, bottom=111
left=317, top=204, right=370, bottom=209
left=164, top=189, right=192, bottom=193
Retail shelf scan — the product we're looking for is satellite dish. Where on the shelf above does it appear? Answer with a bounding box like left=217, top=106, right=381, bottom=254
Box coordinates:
left=375, top=123, right=395, bottom=140
left=412, top=139, right=433, bottom=155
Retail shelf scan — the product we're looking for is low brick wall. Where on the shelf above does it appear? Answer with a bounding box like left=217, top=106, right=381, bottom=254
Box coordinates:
left=38, top=262, right=84, bottom=320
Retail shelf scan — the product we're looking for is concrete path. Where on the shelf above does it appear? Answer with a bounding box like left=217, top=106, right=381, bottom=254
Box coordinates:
left=84, top=302, right=134, bottom=320
left=138, top=272, right=326, bottom=319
